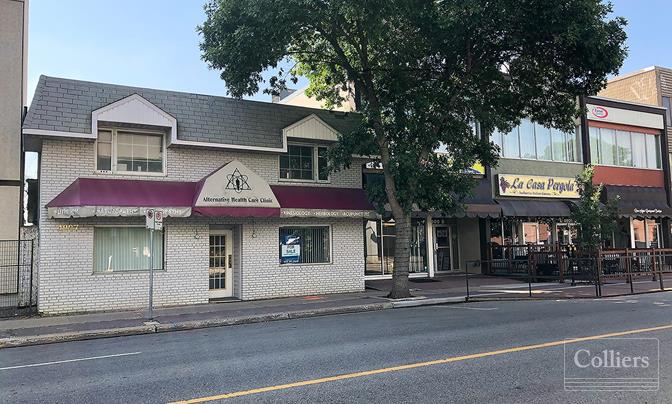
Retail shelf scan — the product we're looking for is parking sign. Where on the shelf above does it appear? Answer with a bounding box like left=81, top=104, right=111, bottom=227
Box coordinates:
left=146, top=209, right=164, bottom=231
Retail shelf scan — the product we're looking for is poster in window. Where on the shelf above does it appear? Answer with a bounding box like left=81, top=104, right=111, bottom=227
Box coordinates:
left=281, top=235, right=301, bottom=264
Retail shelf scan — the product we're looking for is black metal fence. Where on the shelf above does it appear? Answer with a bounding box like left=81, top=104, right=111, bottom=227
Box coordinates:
left=0, top=239, right=35, bottom=317
left=466, top=248, right=672, bottom=300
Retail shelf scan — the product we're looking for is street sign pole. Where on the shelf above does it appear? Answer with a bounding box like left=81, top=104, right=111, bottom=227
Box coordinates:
left=148, top=227, right=154, bottom=319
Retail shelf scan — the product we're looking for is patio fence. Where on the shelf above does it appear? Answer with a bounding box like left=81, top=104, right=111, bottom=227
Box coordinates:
left=466, top=248, right=672, bottom=300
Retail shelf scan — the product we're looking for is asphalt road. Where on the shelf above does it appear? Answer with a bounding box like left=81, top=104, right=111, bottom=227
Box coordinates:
left=2, top=294, right=672, bottom=404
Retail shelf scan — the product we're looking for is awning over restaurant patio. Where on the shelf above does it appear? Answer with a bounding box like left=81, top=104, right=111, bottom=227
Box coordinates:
left=602, top=185, right=672, bottom=218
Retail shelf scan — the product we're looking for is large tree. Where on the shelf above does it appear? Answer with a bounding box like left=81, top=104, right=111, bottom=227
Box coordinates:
left=199, top=0, right=627, bottom=298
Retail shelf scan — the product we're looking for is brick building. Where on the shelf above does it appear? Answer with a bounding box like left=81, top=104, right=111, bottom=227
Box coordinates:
left=23, top=76, right=372, bottom=314
left=599, top=66, right=672, bottom=159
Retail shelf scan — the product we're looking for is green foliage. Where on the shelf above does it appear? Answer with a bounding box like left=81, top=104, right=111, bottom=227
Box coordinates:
left=199, top=0, right=627, bottom=217
left=570, top=166, right=619, bottom=253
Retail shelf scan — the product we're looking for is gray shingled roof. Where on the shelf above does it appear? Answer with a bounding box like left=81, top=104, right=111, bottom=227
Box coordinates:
left=23, top=76, right=362, bottom=149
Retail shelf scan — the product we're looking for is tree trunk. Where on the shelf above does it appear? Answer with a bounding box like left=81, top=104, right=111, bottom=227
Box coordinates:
left=388, top=213, right=413, bottom=299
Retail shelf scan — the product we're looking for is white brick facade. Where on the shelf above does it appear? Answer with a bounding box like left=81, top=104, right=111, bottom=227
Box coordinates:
left=38, top=138, right=366, bottom=314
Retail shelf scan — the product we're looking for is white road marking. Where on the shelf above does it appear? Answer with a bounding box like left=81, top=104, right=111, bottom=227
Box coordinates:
left=444, top=306, right=498, bottom=311
left=0, top=351, right=142, bottom=371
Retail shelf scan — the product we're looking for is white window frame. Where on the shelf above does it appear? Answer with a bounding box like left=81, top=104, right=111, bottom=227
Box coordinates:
left=95, top=128, right=167, bottom=176
left=278, top=224, right=333, bottom=265
left=278, top=143, right=331, bottom=183
left=92, top=225, right=166, bottom=274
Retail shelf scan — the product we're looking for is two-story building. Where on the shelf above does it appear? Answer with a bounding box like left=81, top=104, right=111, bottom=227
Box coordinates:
left=483, top=95, right=671, bottom=263
left=583, top=96, right=671, bottom=248
left=23, top=76, right=375, bottom=315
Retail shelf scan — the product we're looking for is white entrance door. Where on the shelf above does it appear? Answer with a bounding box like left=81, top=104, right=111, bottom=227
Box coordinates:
left=209, top=230, right=233, bottom=298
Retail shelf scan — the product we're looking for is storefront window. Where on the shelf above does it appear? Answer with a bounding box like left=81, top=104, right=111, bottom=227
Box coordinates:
left=632, top=219, right=646, bottom=248
left=631, top=218, right=662, bottom=249
left=279, top=226, right=330, bottom=264
left=363, top=219, right=428, bottom=276
left=523, top=222, right=539, bottom=244
left=647, top=221, right=661, bottom=248
left=555, top=223, right=578, bottom=245
left=93, top=227, right=163, bottom=272
left=538, top=223, right=551, bottom=244
left=364, top=220, right=383, bottom=276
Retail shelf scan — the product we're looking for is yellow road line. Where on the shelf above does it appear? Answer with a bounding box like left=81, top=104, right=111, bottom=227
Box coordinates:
left=169, top=323, right=672, bottom=403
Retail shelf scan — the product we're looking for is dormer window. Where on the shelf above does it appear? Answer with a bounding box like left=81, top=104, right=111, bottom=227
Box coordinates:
left=95, top=129, right=165, bottom=174
left=279, top=144, right=329, bottom=182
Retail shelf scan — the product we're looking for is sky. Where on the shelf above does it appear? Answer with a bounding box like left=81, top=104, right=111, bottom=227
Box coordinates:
left=24, top=0, right=672, bottom=177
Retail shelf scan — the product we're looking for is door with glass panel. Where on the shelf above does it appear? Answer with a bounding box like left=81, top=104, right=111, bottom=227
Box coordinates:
left=209, top=230, right=233, bottom=298
left=434, top=226, right=452, bottom=272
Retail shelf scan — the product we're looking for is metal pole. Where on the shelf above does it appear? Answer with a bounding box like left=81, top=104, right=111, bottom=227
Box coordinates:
left=28, top=239, right=34, bottom=312
left=465, top=262, right=470, bottom=301
left=148, top=228, right=154, bottom=319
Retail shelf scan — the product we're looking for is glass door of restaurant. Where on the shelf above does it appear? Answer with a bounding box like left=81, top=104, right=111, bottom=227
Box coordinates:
left=434, top=225, right=453, bottom=272
left=209, top=230, right=233, bottom=298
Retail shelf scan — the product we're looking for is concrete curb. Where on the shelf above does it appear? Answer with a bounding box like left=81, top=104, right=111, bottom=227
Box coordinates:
left=390, top=296, right=466, bottom=308
left=0, top=325, right=157, bottom=349
left=0, top=301, right=405, bottom=349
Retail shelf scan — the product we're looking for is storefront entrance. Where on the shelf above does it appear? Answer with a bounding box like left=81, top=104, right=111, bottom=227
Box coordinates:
left=434, top=225, right=453, bottom=272
left=209, top=230, right=233, bottom=298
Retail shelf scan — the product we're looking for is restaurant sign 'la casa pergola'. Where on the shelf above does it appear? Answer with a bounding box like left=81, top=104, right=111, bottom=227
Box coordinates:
left=497, top=174, right=580, bottom=199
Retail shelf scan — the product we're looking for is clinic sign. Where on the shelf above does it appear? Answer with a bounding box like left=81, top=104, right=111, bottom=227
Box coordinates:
left=498, top=174, right=579, bottom=199
left=195, top=160, right=280, bottom=208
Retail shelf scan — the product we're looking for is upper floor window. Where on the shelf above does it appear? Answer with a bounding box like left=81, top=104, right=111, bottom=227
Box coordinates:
left=589, top=126, right=661, bottom=169
left=279, top=144, right=329, bottom=182
left=489, top=119, right=582, bottom=163
left=96, top=129, right=165, bottom=174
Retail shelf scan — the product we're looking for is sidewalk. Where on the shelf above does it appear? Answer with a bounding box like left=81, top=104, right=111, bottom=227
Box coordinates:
left=3, top=274, right=669, bottom=349
left=0, top=285, right=469, bottom=349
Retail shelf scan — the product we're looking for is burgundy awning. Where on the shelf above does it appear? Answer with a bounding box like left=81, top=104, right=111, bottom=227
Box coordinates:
left=47, top=178, right=374, bottom=219
left=271, top=185, right=374, bottom=211
left=47, top=178, right=196, bottom=208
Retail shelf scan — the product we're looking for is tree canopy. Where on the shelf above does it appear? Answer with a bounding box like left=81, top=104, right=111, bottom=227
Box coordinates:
left=199, top=0, right=627, bottom=297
